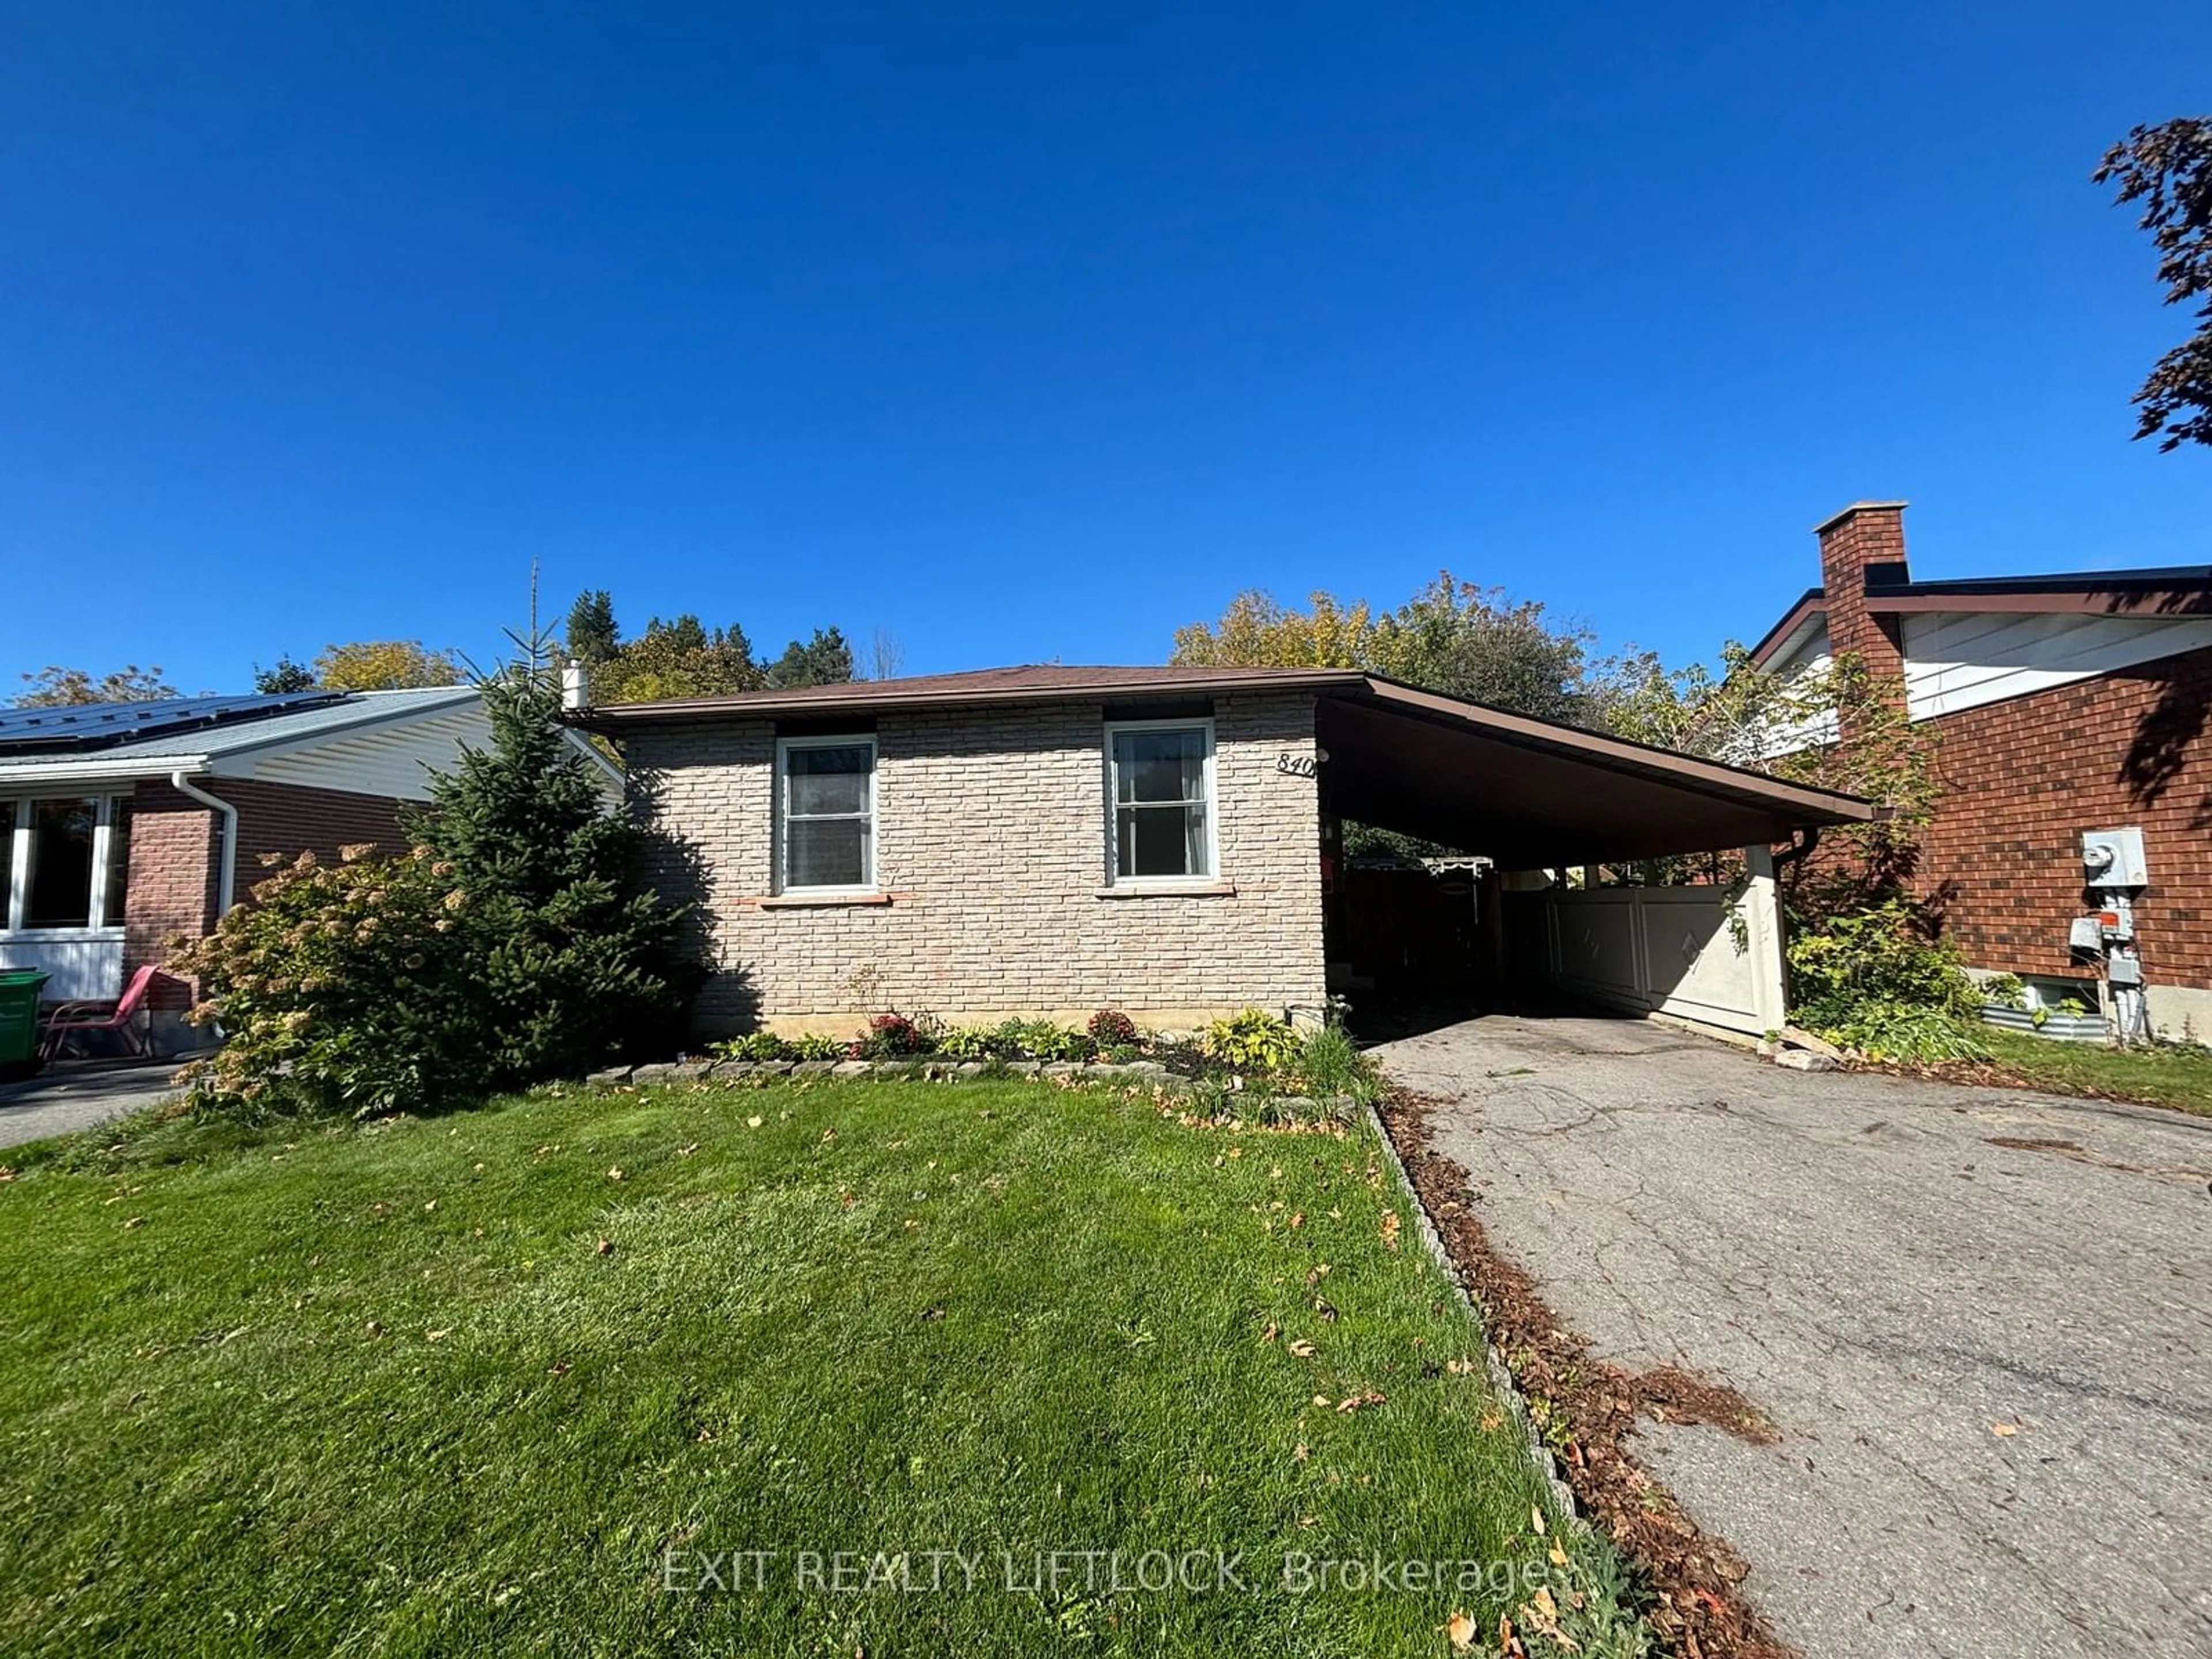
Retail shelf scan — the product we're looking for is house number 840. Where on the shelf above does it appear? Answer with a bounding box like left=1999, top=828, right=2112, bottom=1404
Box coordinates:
left=1275, top=752, right=1319, bottom=778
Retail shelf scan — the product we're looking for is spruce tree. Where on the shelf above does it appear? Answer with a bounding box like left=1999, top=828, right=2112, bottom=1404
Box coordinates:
left=410, top=669, right=702, bottom=1079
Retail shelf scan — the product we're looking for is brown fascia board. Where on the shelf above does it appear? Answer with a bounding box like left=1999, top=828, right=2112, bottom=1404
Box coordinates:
left=1863, top=585, right=2212, bottom=619
left=1343, top=675, right=1881, bottom=824
left=569, top=667, right=1369, bottom=728
left=1746, top=590, right=1828, bottom=668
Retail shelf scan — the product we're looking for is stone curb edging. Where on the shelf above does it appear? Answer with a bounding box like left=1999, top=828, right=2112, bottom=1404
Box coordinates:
left=1361, top=1099, right=1586, bottom=1532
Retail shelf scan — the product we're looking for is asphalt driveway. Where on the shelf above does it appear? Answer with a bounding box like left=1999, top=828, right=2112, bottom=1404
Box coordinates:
left=1374, top=1012, right=2212, bottom=1659
left=0, top=1061, right=181, bottom=1150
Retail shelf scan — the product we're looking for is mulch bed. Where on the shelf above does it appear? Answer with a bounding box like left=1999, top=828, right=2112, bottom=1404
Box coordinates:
left=1378, top=1088, right=1797, bottom=1659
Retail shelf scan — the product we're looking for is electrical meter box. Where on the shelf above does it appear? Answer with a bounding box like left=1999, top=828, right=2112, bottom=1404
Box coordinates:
left=2081, top=828, right=2148, bottom=888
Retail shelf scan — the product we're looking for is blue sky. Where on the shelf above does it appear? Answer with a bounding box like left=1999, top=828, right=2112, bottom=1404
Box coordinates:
left=3, top=3, right=2207, bottom=695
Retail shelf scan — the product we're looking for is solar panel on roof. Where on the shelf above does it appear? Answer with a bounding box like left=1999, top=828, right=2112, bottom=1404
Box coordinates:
left=0, top=691, right=349, bottom=753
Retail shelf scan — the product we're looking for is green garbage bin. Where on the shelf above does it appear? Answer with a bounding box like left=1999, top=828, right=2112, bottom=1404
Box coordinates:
left=0, top=969, right=48, bottom=1082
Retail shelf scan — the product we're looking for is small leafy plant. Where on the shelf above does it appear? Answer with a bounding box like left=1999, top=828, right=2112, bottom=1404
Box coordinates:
left=1202, top=1009, right=1302, bottom=1074
left=715, top=1031, right=792, bottom=1063
left=857, top=1013, right=928, bottom=1058
left=1086, top=1009, right=1139, bottom=1048
left=789, top=1033, right=846, bottom=1062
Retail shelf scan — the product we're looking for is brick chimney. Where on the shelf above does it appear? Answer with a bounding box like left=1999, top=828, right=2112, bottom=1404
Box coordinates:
left=1814, top=501, right=1910, bottom=711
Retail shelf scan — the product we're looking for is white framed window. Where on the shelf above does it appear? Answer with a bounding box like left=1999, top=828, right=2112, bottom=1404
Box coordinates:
left=1104, top=719, right=1216, bottom=885
left=775, top=736, right=876, bottom=893
left=2, top=793, right=132, bottom=935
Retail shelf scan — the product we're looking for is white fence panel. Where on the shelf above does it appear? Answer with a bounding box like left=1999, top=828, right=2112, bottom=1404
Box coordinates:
left=1528, top=876, right=1784, bottom=1037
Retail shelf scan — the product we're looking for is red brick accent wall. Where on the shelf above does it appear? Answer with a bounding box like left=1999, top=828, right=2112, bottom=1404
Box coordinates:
left=1915, top=643, right=2212, bottom=989
left=119, top=779, right=413, bottom=1001
left=122, top=781, right=220, bottom=1001
left=226, top=779, right=412, bottom=892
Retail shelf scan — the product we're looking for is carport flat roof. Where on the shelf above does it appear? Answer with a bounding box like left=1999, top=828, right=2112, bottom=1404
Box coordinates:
left=1322, top=677, right=1878, bottom=866
left=577, top=663, right=1878, bottom=866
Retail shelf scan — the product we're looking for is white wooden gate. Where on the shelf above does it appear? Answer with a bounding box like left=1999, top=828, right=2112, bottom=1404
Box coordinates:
left=1505, top=857, right=1786, bottom=1037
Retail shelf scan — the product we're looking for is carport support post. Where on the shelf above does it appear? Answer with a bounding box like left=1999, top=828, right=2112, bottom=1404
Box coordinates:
left=1741, top=843, right=1787, bottom=1035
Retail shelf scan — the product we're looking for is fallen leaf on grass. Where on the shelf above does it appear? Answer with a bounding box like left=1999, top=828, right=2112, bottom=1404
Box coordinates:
left=1380, top=1211, right=1402, bottom=1249
left=123, top=1217, right=146, bottom=1229
left=1518, top=1586, right=1579, bottom=1651
left=1445, top=1609, right=1478, bottom=1649
left=1335, top=1391, right=1385, bottom=1412
left=607, top=1166, right=624, bottom=1181
left=1288, top=1338, right=1317, bottom=1358
left=747, top=1115, right=763, bottom=1129
left=595, top=1238, right=615, bottom=1257
left=1260, top=1322, right=1279, bottom=1343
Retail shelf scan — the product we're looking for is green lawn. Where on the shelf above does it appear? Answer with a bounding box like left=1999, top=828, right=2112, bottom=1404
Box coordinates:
left=0, top=1079, right=1639, bottom=1658
left=1977, top=1028, right=2212, bottom=1118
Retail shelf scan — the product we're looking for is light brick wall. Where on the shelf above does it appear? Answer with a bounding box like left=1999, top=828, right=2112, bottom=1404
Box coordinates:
left=624, top=692, right=1328, bottom=1033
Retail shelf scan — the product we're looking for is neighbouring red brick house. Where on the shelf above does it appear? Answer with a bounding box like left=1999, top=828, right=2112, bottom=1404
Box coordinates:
left=1751, top=502, right=2212, bottom=1039
left=0, top=688, right=621, bottom=1051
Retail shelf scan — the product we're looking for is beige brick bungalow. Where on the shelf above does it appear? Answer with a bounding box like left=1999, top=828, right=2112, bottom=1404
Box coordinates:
left=580, top=666, right=1876, bottom=1039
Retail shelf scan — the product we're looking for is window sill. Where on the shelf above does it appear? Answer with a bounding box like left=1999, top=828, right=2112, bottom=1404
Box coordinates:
left=0, top=925, right=127, bottom=942
left=1094, top=881, right=1237, bottom=899
left=750, top=892, right=895, bottom=910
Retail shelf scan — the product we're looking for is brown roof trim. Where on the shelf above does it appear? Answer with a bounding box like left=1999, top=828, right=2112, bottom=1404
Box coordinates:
left=1343, top=676, right=1880, bottom=825
left=1747, top=565, right=2212, bottom=667
left=1864, top=587, right=2212, bottom=619
left=570, top=665, right=1367, bottom=728
left=1746, top=589, right=1827, bottom=667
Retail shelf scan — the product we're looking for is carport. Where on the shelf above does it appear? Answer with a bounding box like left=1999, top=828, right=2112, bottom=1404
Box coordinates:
left=1311, top=677, right=1880, bottom=1034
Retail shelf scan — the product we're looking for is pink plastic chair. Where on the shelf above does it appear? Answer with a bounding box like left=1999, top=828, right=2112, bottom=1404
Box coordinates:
left=39, top=964, right=173, bottom=1061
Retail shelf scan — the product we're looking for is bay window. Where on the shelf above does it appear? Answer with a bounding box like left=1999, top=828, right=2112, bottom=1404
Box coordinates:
left=776, top=737, right=876, bottom=893
left=1105, top=721, right=1216, bottom=885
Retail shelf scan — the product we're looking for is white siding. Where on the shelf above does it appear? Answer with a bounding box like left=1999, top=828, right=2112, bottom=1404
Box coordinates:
left=239, top=707, right=495, bottom=800
left=1900, top=611, right=2212, bottom=719
left=221, top=709, right=621, bottom=804
left=1749, top=621, right=1838, bottom=757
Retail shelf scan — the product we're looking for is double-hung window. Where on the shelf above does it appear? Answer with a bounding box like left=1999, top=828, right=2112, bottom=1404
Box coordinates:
left=776, top=736, right=876, bottom=893
left=1105, top=720, right=1215, bottom=885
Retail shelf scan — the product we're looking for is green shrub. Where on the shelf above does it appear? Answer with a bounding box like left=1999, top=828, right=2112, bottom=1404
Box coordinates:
left=789, top=1033, right=846, bottom=1062
left=172, top=847, right=486, bottom=1119
left=715, top=1031, right=791, bottom=1063
left=175, top=671, right=703, bottom=1119
left=1787, top=900, right=1982, bottom=1031
left=1201, top=1009, right=1302, bottom=1074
